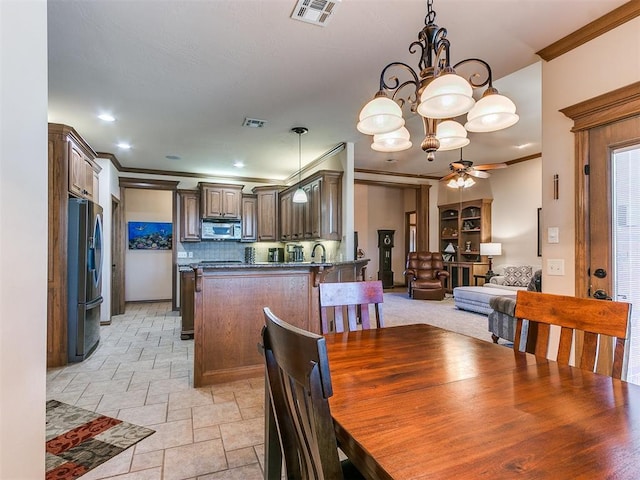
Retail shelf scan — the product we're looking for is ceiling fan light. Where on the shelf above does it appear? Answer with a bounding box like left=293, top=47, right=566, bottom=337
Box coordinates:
left=447, top=178, right=459, bottom=189
left=463, top=176, right=476, bottom=188
left=371, top=127, right=412, bottom=152
left=292, top=187, right=308, bottom=203
left=465, top=92, right=519, bottom=132
left=417, top=73, right=475, bottom=119
left=436, top=120, right=470, bottom=151
left=357, top=94, right=405, bottom=135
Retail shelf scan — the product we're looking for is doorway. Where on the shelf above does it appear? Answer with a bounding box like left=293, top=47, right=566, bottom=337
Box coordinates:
left=564, top=83, right=640, bottom=383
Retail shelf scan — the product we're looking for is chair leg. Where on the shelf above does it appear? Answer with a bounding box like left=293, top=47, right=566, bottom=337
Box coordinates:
left=491, top=334, right=499, bottom=344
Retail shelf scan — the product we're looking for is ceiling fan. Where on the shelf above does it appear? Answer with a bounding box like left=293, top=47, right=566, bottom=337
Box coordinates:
left=440, top=150, right=507, bottom=183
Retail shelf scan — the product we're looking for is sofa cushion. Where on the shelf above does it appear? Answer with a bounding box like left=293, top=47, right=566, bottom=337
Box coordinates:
left=503, top=265, right=533, bottom=287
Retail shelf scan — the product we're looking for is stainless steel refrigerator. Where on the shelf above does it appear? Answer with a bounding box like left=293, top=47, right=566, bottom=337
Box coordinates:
left=67, top=198, right=103, bottom=362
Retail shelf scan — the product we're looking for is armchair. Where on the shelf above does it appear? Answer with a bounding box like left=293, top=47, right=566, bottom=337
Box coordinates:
left=404, top=252, right=449, bottom=301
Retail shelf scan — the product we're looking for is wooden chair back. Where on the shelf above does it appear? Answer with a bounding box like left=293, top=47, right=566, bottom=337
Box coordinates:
left=319, top=280, right=384, bottom=334
left=261, top=307, right=345, bottom=480
left=514, top=291, right=631, bottom=379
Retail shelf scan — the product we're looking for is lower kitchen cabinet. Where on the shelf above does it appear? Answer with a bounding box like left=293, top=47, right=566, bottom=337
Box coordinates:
left=180, top=269, right=195, bottom=339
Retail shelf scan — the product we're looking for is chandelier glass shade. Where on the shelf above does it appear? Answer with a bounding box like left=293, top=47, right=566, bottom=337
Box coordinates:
left=356, top=0, right=518, bottom=161
left=447, top=174, right=475, bottom=189
left=291, top=127, right=308, bottom=204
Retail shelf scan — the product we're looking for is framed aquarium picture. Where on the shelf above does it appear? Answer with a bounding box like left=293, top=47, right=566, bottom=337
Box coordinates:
left=128, top=222, right=172, bottom=250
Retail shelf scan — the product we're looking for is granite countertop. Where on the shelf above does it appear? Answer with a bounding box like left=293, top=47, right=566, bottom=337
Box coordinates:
left=179, top=259, right=369, bottom=270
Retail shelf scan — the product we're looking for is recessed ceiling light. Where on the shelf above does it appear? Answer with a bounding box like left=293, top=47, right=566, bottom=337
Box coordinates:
left=98, top=113, right=115, bottom=122
left=117, top=142, right=131, bottom=150
left=165, top=155, right=181, bottom=160
left=233, top=161, right=245, bottom=168
left=385, top=158, right=397, bottom=164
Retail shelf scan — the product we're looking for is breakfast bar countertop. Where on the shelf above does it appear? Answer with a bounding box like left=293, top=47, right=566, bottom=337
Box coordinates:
left=182, top=258, right=369, bottom=269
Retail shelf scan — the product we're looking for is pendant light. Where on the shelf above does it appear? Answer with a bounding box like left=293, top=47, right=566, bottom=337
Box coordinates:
left=291, top=127, right=308, bottom=204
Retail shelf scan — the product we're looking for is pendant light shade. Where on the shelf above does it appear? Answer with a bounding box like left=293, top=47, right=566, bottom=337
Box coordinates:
left=371, top=126, right=412, bottom=152
left=436, top=120, right=470, bottom=151
left=465, top=89, right=519, bottom=132
left=417, top=71, right=475, bottom=119
left=357, top=92, right=405, bottom=135
left=291, top=127, right=308, bottom=204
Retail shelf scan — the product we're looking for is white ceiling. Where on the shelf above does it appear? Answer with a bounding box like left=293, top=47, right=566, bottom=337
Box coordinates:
left=47, top=0, right=627, bottom=183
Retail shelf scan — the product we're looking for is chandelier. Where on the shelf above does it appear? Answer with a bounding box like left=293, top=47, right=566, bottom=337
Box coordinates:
left=356, top=0, right=519, bottom=161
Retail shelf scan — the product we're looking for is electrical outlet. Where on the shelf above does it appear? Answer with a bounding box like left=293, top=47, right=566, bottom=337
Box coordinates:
left=177, top=251, right=187, bottom=258
left=547, top=259, right=564, bottom=276
left=188, top=252, right=194, bottom=258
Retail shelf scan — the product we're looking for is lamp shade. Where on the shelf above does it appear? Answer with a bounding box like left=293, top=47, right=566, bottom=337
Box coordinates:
left=444, top=242, right=456, bottom=254
left=436, top=120, right=470, bottom=151
left=480, top=242, right=502, bottom=256
left=465, top=92, right=519, bottom=132
left=357, top=94, right=405, bottom=135
left=417, top=72, right=475, bottom=119
left=371, top=126, right=412, bottom=152
left=292, top=187, right=308, bottom=203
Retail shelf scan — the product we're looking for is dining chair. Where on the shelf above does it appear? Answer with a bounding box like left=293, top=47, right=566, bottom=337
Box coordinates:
left=514, top=291, right=631, bottom=378
left=319, top=280, right=384, bottom=334
left=261, top=307, right=365, bottom=480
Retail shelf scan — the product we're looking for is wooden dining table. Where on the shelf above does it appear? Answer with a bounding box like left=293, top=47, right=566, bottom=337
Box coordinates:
left=321, top=323, right=640, bottom=479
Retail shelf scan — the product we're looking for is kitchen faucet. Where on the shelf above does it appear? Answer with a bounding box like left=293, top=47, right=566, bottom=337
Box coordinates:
left=311, top=243, right=326, bottom=263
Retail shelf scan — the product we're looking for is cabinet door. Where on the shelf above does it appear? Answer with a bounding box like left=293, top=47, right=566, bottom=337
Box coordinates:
left=280, top=192, right=292, bottom=241
left=320, top=175, right=341, bottom=240
left=83, top=160, right=95, bottom=200
left=68, top=141, right=86, bottom=197
left=241, top=195, right=257, bottom=242
left=222, top=188, right=241, bottom=218
left=202, top=187, right=223, bottom=218
left=291, top=199, right=305, bottom=240
left=256, top=189, right=278, bottom=241
left=304, top=180, right=321, bottom=239
left=180, top=191, right=201, bottom=241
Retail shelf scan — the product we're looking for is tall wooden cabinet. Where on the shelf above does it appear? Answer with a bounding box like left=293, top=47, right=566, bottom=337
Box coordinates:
left=439, top=198, right=492, bottom=291
left=178, top=189, right=201, bottom=242
left=48, top=123, right=100, bottom=367
left=252, top=186, right=280, bottom=241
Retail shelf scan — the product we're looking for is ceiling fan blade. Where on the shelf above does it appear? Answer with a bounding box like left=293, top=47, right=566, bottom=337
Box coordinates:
left=473, top=163, right=508, bottom=171
left=450, top=162, right=466, bottom=170
left=468, top=169, right=490, bottom=178
left=440, top=172, right=459, bottom=181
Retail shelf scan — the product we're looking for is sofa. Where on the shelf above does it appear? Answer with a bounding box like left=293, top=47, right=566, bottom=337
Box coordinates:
left=453, top=264, right=540, bottom=315
left=488, top=269, right=542, bottom=343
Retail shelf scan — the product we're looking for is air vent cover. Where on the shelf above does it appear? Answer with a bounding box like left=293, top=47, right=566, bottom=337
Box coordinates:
left=242, top=118, right=266, bottom=128
left=291, top=0, right=340, bottom=27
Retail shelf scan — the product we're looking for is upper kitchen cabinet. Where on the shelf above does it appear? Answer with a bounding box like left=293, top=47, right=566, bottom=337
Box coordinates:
left=252, top=186, right=280, bottom=242
left=199, top=183, right=243, bottom=219
left=178, top=189, right=201, bottom=242
left=241, top=194, right=257, bottom=242
left=279, top=170, right=342, bottom=241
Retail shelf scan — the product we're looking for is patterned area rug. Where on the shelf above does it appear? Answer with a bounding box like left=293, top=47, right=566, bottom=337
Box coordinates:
left=45, top=400, right=155, bottom=480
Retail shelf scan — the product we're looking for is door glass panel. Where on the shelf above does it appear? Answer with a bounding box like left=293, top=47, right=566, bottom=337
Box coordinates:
left=613, top=145, right=640, bottom=384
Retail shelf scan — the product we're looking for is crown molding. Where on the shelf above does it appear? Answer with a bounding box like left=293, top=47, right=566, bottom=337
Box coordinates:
left=536, top=1, right=640, bottom=61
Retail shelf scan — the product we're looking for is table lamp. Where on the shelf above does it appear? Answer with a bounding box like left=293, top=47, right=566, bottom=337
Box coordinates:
left=444, top=242, right=456, bottom=261
left=480, top=242, right=502, bottom=279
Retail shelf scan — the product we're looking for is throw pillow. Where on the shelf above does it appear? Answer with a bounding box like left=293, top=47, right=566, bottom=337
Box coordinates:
left=503, top=265, right=533, bottom=287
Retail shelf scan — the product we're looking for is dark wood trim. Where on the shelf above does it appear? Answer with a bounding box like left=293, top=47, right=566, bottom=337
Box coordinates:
left=417, top=185, right=430, bottom=251
left=536, top=2, right=640, bottom=61
left=354, top=179, right=424, bottom=189
left=560, top=82, right=640, bottom=131
left=119, top=177, right=180, bottom=190
left=355, top=168, right=439, bottom=180
left=283, top=143, right=346, bottom=184
left=561, top=83, right=640, bottom=297
left=48, top=123, right=97, bottom=159
left=505, top=152, right=542, bottom=165
left=96, top=151, right=123, bottom=171
left=172, top=190, right=179, bottom=311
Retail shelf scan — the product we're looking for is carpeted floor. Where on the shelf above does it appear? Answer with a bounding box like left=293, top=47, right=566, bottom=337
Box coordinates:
left=45, top=400, right=155, bottom=480
left=382, top=288, right=499, bottom=344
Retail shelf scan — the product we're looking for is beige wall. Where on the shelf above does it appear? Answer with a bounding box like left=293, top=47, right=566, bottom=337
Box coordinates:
left=124, top=189, right=174, bottom=301
left=542, top=17, right=640, bottom=294
left=0, top=1, right=47, bottom=478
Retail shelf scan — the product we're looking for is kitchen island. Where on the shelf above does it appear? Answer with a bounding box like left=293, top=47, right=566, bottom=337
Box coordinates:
left=189, top=259, right=369, bottom=387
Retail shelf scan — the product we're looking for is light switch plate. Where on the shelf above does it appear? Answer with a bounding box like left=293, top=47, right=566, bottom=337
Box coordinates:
left=177, top=251, right=187, bottom=258
left=547, top=227, right=559, bottom=244
left=547, top=259, right=564, bottom=276
left=188, top=252, right=194, bottom=258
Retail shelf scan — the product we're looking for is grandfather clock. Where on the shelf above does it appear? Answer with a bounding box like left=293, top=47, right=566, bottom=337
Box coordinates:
left=377, top=230, right=395, bottom=288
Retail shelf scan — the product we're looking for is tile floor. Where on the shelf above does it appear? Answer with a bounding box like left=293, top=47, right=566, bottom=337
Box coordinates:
left=46, top=302, right=267, bottom=480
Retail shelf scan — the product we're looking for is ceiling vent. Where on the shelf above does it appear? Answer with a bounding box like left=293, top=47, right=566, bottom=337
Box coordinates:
left=242, top=118, right=266, bottom=128
left=291, top=0, right=340, bottom=27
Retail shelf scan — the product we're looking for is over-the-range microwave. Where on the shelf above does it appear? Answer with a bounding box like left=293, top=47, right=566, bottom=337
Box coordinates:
left=201, top=220, right=241, bottom=240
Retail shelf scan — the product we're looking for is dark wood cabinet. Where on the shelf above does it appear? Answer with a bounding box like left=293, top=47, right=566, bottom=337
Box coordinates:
left=199, top=183, right=243, bottom=219
left=178, top=189, right=200, bottom=242
left=279, top=170, right=342, bottom=241
left=253, top=186, right=280, bottom=241
left=180, top=269, right=195, bottom=340
left=68, top=137, right=100, bottom=201
left=439, top=198, right=492, bottom=292
left=241, top=194, right=257, bottom=242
